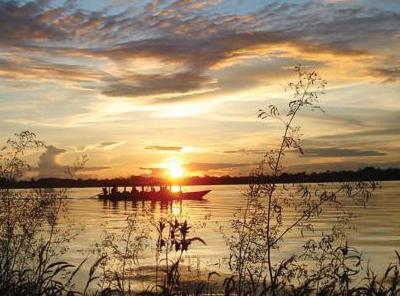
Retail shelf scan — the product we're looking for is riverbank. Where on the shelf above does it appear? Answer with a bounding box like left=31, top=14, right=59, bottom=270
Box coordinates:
left=3, top=167, right=399, bottom=189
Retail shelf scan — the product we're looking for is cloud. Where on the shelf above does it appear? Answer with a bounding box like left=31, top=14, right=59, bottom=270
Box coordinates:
left=369, top=66, right=400, bottom=83
left=0, top=58, right=107, bottom=82
left=184, top=162, right=253, bottom=171
left=0, top=0, right=118, bottom=46
left=141, top=162, right=254, bottom=176
left=312, top=128, right=400, bottom=141
left=37, top=145, right=68, bottom=178
left=37, top=145, right=110, bottom=178
left=75, top=141, right=124, bottom=152
left=223, top=149, right=265, bottom=155
left=301, top=147, right=386, bottom=157
left=140, top=167, right=168, bottom=177
left=98, top=142, right=123, bottom=149
left=79, top=166, right=111, bottom=172
left=145, top=145, right=183, bottom=151
left=96, top=30, right=365, bottom=77
left=288, top=160, right=400, bottom=173
left=0, top=1, right=65, bottom=45
left=1, top=0, right=399, bottom=105
left=102, top=71, right=216, bottom=98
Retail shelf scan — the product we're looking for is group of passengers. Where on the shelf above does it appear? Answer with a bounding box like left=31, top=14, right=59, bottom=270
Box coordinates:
left=102, top=185, right=170, bottom=195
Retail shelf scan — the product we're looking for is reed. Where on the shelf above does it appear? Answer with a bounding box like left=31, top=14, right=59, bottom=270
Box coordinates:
left=223, top=65, right=379, bottom=295
left=0, top=132, right=86, bottom=295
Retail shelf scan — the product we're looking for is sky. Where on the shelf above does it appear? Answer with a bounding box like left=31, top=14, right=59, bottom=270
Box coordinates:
left=0, top=0, right=399, bottom=178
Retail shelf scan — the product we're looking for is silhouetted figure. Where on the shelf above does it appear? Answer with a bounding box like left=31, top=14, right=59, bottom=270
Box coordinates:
left=102, top=187, right=108, bottom=195
left=131, top=186, right=139, bottom=198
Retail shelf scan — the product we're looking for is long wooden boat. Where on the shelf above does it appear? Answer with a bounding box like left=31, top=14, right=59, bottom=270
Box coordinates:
left=98, top=189, right=210, bottom=202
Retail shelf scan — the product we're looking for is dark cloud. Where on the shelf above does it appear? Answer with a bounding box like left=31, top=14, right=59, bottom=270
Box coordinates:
left=0, top=0, right=399, bottom=101
left=80, top=166, right=111, bottom=172
left=313, top=128, right=400, bottom=141
left=102, top=71, right=215, bottom=98
left=0, top=57, right=107, bottom=82
left=288, top=161, right=400, bottom=173
left=97, top=30, right=365, bottom=72
left=223, top=149, right=265, bottom=155
left=92, top=29, right=365, bottom=99
left=145, top=145, right=183, bottom=151
left=369, top=66, right=400, bottom=83
left=185, top=162, right=253, bottom=171
left=97, top=0, right=399, bottom=78
left=257, top=2, right=400, bottom=44
left=0, top=1, right=108, bottom=46
left=0, top=1, right=65, bottom=45
left=302, top=147, right=386, bottom=158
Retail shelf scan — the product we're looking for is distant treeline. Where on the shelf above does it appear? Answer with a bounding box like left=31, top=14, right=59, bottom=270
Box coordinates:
left=1, top=167, right=399, bottom=189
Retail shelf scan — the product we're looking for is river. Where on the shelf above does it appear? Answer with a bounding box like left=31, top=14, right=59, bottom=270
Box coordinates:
left=57, top=181, right=400, bottom=289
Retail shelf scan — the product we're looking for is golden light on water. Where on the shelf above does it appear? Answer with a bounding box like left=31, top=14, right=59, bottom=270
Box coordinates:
left=171, top=202, right=183, bottom=217
left=171, top=185, right=181, bottom=192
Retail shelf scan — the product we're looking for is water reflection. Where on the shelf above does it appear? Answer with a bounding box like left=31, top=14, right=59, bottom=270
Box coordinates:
left=63, top=182, right=400, bottom=276
left=99, top=197, right=209, bottom=217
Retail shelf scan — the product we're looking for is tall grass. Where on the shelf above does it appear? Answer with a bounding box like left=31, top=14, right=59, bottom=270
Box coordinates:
left=0, top=132, right=87, bottom=295
left=222, top=66, right=385, bottom=295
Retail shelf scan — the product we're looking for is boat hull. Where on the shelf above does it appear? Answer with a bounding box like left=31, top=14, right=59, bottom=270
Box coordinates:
left=98, top=190, right=210, bottom=201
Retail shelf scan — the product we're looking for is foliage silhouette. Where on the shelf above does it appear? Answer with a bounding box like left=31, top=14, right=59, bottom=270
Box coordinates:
left=6, top=166, right=399, bottom=189
left=223, top=65, right=382, bottom=295
left=0, top=131, right=88, bottom=296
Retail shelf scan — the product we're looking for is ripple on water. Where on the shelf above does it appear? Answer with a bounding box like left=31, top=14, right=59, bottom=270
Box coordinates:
left=59, top=182, right=400, bottom=280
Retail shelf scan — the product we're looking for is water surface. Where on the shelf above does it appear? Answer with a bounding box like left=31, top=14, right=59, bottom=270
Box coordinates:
left=61, top=181, right=400, bottom=282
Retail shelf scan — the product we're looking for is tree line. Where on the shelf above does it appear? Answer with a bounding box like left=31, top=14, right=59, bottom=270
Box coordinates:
left=2, top=166, right=399, bottom=189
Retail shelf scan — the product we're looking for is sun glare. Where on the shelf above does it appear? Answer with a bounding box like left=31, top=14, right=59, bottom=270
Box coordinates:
left=171, top=185, right=181, bottom=192
left=163, top=159, right=185, bottom=179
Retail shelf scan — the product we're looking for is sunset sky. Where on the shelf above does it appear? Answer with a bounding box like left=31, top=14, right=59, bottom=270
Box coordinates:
left=0, top=0, right=399, bottom=178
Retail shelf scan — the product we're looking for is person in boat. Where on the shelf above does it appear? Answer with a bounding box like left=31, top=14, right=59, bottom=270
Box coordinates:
left=159, top=185, right=168, bottom=193
left=111, top=186, right=118, bottom=194
left=102, top=187, right=108, bottom=195
left=138, top=185, right=146, bottom=198
left=131, top=186, right=139, bottom=197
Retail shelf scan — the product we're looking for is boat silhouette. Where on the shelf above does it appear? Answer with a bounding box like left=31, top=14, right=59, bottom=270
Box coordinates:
left=98, top=185, right=210, bottom=201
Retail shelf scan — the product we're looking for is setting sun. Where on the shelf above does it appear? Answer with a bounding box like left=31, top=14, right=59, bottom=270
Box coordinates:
left=163, top=159, right=185, bottom=179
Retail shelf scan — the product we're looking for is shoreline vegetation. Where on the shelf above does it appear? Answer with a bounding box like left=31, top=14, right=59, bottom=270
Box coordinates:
left=1, top=67, right=400, bottom=295
left=3, top=166, right=400, bottom=189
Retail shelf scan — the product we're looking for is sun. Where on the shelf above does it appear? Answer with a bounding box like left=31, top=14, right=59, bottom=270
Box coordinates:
left=163, top=159, right=185, bottom=179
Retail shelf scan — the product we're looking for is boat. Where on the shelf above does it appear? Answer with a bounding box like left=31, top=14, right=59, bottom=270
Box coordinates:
left=98, top=186, right=210, bottom=202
